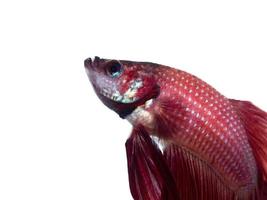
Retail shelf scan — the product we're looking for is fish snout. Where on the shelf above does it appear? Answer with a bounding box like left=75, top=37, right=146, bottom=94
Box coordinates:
left=84, top=57, right=92, bottom=69
left=84, top=56, right=101, bottom=70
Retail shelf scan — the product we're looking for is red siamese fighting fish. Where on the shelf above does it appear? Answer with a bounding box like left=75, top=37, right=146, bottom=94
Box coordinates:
left=84, top=56, right=267, bottom=200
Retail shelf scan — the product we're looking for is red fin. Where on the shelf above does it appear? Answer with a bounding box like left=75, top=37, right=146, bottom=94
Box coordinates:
left=154, top=99, right=186, bottom=139
left=125, top=126, right=179, bottom=200
left=164, top=144, right=258, bottom=200
left=230, top=99, right=267, bottom=199
left=259, top=181, right=267, bottom=200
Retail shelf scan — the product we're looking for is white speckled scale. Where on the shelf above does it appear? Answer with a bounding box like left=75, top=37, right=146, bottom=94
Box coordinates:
left=130, top=66, right=257, bottom=190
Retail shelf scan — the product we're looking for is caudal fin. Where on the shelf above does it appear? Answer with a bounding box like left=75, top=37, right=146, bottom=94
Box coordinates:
left=230, top=99, right=267, bottom=199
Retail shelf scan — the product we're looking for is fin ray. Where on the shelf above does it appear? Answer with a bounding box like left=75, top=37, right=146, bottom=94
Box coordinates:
left=164, top=144, right=258, bottom=200
left=125, top=125, right=179, bottom=200
left=230, top=99, right=267, bottom=199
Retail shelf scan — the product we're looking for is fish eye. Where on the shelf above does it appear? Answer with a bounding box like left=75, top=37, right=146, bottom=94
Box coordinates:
left=106, top=61, right=123, bottom=78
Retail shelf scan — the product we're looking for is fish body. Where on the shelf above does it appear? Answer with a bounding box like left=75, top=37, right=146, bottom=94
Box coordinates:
left=128, top=66, right=257, bottom=190
left=84, top=57, right=267, bottom=200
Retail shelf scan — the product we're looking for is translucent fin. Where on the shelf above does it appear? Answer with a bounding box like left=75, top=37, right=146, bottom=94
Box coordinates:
left=153, top=98, right=186, bottom=139
left=125, top=126, right=179, bottom=200
left=230, top=99, right=267, bottom=199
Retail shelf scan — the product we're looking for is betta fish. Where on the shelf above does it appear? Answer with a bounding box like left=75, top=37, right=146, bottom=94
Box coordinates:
left=84, top=56, right=267, bottom=200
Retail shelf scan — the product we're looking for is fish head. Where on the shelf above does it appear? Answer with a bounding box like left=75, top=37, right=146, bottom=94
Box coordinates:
left=84, top=57, right=160, bottom=118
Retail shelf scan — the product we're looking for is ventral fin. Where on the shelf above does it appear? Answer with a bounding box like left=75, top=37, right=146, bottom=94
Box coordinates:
left=125, top=125, right=179, bottom=200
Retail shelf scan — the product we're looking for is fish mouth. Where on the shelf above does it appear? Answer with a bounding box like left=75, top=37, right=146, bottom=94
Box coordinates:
left=84, top=56, right=101, bottom=71
left=84, top=57, right=92, bottom=68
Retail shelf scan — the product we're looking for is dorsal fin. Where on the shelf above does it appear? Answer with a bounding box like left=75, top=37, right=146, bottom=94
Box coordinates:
left=230, top=99, right=267, bottom=199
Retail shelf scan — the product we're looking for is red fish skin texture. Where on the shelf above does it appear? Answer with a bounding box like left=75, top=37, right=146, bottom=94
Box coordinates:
left=142, top=66, right=258, bottom=192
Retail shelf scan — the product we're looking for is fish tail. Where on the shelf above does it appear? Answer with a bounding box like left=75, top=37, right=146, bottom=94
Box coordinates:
left=230, top=99, right=267, bottom=199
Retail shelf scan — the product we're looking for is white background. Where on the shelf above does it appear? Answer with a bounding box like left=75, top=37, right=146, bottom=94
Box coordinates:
left=0, top=0, right=266, bottom=199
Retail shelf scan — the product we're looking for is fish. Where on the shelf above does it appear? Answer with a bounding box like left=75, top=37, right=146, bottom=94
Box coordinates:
left=84, top=56, right=267, bottom=200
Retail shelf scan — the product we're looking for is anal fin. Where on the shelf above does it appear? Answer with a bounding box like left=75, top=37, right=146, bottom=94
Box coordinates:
left=164, top=144, right=258, bottom=200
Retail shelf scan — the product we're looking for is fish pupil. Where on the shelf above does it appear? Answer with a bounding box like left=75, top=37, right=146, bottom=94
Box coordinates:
left=108, top=62, right=122, bottom=77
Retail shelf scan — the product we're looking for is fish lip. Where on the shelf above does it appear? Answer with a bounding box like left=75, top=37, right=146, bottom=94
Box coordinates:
left=84, top=57, right=92, bottom=69
left=93, top=56, right=100, bottom=63
left=84, top=56, right=101, bottom=69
